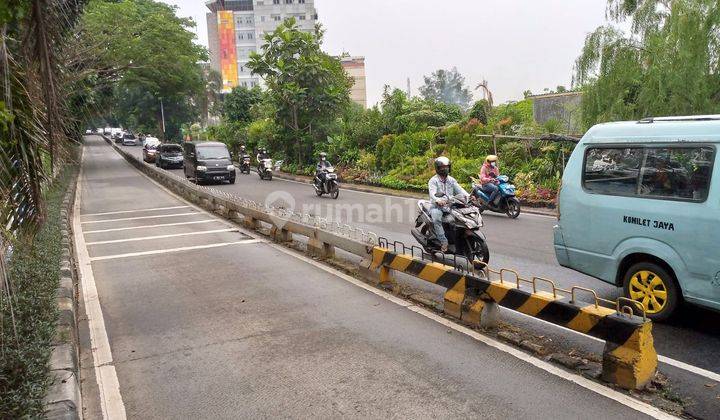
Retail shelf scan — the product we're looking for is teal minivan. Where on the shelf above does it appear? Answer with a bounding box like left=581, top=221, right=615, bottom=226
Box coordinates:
left=554, top=115, right=719, bottom=320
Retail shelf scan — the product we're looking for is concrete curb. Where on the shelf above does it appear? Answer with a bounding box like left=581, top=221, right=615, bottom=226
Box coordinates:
left=270, top=170, right=559, bottom=217
left=44, top=171, right=81, bottom=420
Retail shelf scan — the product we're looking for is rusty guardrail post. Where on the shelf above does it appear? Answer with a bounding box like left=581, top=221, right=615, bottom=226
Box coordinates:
left=307, top=232, right=334, bottom=259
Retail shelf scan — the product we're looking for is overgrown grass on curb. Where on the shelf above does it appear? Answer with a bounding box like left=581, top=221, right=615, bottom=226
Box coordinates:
left=0, top=166, right=75, bottom=418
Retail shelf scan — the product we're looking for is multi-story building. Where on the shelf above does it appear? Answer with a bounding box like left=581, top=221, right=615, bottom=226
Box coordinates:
left=340, top=56, right=367, bottom=108
left=206, top=0, right=318, bottom=92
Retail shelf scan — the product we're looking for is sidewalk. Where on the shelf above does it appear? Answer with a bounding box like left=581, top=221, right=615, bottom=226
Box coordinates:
left=78, top=135, right=660, bottom=418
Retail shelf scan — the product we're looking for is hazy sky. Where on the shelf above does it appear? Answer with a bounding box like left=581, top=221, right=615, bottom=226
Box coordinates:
left=161, top=0, right=610, bottom=106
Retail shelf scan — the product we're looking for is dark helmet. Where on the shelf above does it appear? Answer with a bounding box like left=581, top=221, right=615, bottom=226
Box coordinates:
left=434, top=156, right=451, bottom=177
left=319, top=152, right=327, bottom=161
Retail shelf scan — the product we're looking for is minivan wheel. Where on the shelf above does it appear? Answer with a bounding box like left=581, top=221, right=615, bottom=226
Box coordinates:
left=623, top=262, right=679, bottom=321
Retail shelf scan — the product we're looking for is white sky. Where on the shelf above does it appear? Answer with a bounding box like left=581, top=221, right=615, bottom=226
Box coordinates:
left=160, top=0, right=610, bottom=106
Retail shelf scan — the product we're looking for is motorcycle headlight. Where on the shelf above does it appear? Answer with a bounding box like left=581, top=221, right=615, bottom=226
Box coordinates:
left=227, top=165, right=235, bottom=171
left=196, top=165, right=207, bottom=171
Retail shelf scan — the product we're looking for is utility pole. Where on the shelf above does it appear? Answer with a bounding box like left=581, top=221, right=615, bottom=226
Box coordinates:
left=406, top=77, right=411, bottom=97
left=160, top=97, right=166, bottom=139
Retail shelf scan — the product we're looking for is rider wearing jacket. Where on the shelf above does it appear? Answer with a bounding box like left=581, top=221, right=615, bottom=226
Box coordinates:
left=476, top=155, right=500, bottom=204
left=256, top=148, right=269, bottom=170
left=428, top=156, right=469, bottom=252
left=315, top=152, right=332, bottom=186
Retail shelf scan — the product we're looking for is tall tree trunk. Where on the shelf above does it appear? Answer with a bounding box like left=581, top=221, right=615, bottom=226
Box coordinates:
left=33, top=0, right=57, bottom=176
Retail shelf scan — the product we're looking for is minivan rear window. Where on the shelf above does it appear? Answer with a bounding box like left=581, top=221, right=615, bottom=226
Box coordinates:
left=196, top=146, right=230, bottom=160
left=583, top=146, right=715, bottom=202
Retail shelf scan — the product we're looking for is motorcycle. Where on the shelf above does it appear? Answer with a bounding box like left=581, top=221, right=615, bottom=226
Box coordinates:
left=411, top=192, right=490, bottom=265
left=472, top=175, right=521, bottom=219
left=257, top=158, right=273, bottom=180
left=240, top=154, right=251, bottom=174
left=314, top=167, right=340, bottom=199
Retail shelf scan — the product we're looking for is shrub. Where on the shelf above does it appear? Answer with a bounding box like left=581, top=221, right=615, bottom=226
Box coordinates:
left=1, top=166, right=75, bottom=417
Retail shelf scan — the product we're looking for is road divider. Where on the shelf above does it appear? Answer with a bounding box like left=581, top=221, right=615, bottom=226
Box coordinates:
left=103, top=136, right=657, bottom=391
left=369, top=241, right=657, bottom=390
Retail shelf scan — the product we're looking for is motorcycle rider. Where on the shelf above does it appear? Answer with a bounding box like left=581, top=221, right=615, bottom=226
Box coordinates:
left=256, top=147, right=269, bottom=171
left=428, top=156, right=469, bottom=252
left=475, top=155, right=501, bottom=205
left=315, top=152, right=332, bottom=189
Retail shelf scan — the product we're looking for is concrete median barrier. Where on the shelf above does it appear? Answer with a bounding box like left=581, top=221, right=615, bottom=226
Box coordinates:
left=369, top=245, right=658, bottom=390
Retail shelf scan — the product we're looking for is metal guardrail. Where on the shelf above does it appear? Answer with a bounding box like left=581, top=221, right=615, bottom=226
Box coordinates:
left=104, top=136, right=657, bottom=390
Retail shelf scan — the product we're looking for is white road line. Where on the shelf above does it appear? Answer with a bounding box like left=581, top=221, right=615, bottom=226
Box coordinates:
left=81, top=205, right=188, bottom=217
left=85, top=228, right=238, bottom=245
left=74, top=156, right=128, bottom=419
left=405, top=306, right=678, bottom=420
left=83, top=219, right=218, bottom=234
left=658, top=356, right=720, bottom=382
left=89, top=239, right=263, bottom=261
left=81, top=212, right=199, bottom=225
left=265, top=242, right=676, bottom=419
left=509, top=307, right=720, bottom=382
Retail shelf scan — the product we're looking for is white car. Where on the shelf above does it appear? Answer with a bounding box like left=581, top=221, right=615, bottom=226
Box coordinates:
left=122, top=132, right=138, bottom=146
left=142, top=136, right=161, bottom=148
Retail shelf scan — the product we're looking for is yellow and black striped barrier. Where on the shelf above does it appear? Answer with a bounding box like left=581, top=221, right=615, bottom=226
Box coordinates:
left=370, top=246, right=657, bottom=390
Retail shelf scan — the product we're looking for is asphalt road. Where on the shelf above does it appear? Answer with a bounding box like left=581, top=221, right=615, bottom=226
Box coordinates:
left=123, top=144, right=720, bottom=376
left=77, top=135, right=665, bottom=418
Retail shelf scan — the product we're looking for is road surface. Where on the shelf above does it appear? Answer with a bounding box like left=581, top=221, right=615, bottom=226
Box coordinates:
left=76, top=136, right=669, bottom=418
left=122, top=144, right=720, bottom=376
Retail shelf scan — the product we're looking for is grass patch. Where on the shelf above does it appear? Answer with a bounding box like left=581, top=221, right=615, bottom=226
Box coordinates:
left=0, top=166, right=76, bottom=418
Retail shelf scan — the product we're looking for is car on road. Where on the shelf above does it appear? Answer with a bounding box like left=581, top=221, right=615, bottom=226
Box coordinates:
left=142, top=137, right=162, bottom=162
left=142, top=136, right=161, bottom=148
left=156, top=143, right=184, bottom=169
left=122, top=132, right=139, bottom=146
left=183, top=141, right=235, bottom=184
left=554, top=115, right=720, bottom=320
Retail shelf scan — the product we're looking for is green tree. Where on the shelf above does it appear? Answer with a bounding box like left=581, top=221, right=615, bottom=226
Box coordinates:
left=247, top=18, right=352, bottom=163
left=380, top=86, right=409, bottom=133
left=79, top=0, right=207, bottom=139
left=575, top=0, right=720, bottom=127
left=468, top=100, right=490, bottom=125
left=419, top=67, right=473, bottom=109
left=222, top=85, right=262, bottom=123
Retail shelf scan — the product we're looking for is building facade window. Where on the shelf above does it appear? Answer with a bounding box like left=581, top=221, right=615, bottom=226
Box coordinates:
left=273, top=0, right=280, bottom=4
left=298, top=14, right=306, bottom=20
left=298, top=0, right=305, bottom=3
left=272, top=14, right=281, bottom=21
left=285, top=0, right=293, bottom=3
